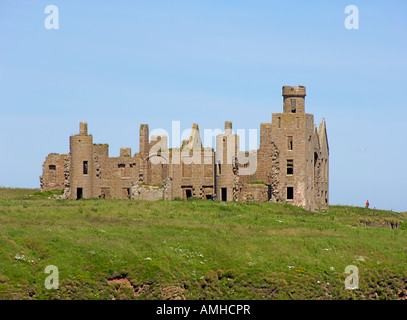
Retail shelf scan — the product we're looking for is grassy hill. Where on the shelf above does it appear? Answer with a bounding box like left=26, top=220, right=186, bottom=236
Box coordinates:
left=0, top=187, right=406, bottom=300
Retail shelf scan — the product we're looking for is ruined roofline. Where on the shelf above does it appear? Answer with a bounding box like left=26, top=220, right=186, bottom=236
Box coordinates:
left=318, top=118, right=329, bottom=152
left=76, top=103, right=326, bottom=156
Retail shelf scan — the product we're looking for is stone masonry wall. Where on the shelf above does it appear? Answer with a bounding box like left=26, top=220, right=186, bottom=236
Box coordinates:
left=40, top=86, right=329, bottom=210
left=40, top=153, right=67, bottom=191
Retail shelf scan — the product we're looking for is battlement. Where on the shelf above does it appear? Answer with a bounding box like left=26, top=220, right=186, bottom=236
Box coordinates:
left=282, top=85, right=306, bottom=97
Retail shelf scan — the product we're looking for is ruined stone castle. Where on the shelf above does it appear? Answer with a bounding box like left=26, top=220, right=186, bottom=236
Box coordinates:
left=40, top=86, right=329, bottom=210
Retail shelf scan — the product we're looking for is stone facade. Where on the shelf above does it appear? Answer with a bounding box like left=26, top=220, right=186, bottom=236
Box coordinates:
left=40, top=86, right=329, bottom=210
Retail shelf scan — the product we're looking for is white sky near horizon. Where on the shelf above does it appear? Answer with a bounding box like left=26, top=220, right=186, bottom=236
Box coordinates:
left=0, top=0, right=406, bottom=212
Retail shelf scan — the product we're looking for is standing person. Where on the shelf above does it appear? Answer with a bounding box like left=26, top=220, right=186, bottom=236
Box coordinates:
left=365, top=200, right=369, bottom=208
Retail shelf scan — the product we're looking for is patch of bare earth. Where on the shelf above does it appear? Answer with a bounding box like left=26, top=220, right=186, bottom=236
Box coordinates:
left=107, top=276, right=151, bottom=299
left=107, top=276, right=184, bottom=300
left=160, top=286, right=185, bottom=300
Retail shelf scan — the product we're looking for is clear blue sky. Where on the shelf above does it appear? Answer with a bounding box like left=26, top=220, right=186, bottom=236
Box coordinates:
left=1, top=0, right=406, bottom=211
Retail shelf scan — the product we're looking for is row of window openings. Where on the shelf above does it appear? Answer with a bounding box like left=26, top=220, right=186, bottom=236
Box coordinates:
left=76, top=186, right=301, bottom=202
left=52, top=142, right=297, bottom=177
left=55, top=160, right=295, bottom=177
left=82, top=162, right=136, bottom=175
left=78, top=160, right=295, bottom=176
left=76, top=185, right=295, bottom=201
left=59, top=159, right=301, bottom=180
left=188, top=186, right=294, bottom=202
left=118, top=163, right=137, bottom=168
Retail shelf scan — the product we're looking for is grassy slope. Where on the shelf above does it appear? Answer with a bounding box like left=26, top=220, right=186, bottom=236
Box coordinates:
left=0, top=188, right=406, bottom=300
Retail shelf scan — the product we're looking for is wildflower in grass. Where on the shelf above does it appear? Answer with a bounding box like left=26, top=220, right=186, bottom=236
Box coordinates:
left=14, top=252, right=26, bottom=261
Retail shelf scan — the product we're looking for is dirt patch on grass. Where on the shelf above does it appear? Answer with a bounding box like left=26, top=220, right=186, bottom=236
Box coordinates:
left=107, top=276, right=184, bottom=300
left=107, top=277, right=134, bottom=294
left=107, top=275, right=152, bottom=299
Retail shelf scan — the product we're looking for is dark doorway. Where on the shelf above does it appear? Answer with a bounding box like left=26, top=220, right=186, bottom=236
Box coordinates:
left=221, top=188, right=227, bottom=202
left=77, top=188, right=83, bottom=200
left=267, top=185, right=272, bottom=201
left=185, top=189, right=192, bottom=199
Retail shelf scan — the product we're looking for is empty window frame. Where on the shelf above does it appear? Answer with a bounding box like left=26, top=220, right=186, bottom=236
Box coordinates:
left=291, top=99, right=296, bottom=113
left=83, top=161, right=88, bottom=175
left=49, top=165, right=56, bottom=170
left=287, top=187, right=294, bottom=200
left=287, top=136, right=293, bottom=150
left=277, top=117, right=281, bottom=128
left=287, top=159, right=294, bottom=175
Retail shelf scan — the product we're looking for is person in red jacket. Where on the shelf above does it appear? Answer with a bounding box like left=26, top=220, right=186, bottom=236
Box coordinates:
left=365, top=200, right=369, bottom=208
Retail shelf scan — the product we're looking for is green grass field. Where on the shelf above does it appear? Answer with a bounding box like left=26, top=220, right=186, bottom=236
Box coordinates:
left=0, top=187, right=406, bottom=300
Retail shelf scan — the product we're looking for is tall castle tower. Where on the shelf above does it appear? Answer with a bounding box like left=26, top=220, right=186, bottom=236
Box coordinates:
left=69, top=122, right=94, bottom=199
left=215, top=121, right=239, bottom=201
left=270, top=86, right=328, bottom=210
